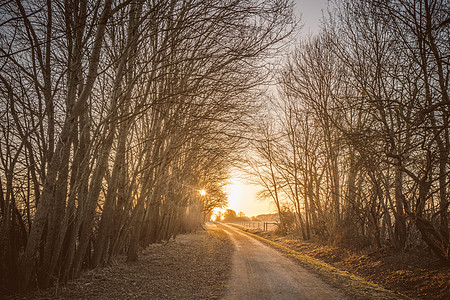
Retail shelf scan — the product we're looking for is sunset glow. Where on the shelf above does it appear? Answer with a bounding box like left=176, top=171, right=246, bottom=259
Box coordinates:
left=225, top=180, right=244, bottom=209
left=223, top=179, right=273, bottom=217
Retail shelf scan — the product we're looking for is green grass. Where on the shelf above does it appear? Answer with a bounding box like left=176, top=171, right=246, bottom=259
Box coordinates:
left=240, top=229, right=410, bottom=300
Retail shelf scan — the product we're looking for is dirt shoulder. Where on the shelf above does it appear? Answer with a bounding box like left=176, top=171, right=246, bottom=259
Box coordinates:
left=8, top=229, right=233, bottom=300
left=236, top=226, right=449, bottom=300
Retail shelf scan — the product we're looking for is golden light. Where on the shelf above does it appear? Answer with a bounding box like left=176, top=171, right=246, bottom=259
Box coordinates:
left=211, top=207, right=226, bottom=221
left=199, top=189, right=206, bottom=196
left=226, top=180, right=243, bottom=208
left=224, top=177, right=273, bottom=217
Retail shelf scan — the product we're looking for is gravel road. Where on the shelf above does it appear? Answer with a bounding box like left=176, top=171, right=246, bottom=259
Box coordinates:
left=216, top=223, right=348, bottom=300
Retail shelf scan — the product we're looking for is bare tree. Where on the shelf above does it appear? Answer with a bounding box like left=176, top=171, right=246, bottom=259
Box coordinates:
left=0, top=0, right=295, bottom=292
left=256, top=0, right=449, bottom=263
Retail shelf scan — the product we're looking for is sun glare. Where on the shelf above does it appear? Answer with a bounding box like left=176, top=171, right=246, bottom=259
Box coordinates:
left=210, top=177, right=272, bottom=221
left=226, top=180, right=244, bottom=208
left=199, top=189, right=206, bottom=196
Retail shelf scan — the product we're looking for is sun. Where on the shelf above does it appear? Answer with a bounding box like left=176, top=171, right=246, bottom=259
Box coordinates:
left=199, top=189, right=206, bottom=196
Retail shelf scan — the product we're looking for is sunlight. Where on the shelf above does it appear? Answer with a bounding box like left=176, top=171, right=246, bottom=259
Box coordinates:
left=199, top=189, right=206, bottom=196
left=210, top=180, right=244, bottom=221
left=223, top=178, right=272, bottom=217
left=211, top=207, right=226, bottom=221
left=209, top=176, right=273, bottom=221
left=225, top=179, right=244, bottom=209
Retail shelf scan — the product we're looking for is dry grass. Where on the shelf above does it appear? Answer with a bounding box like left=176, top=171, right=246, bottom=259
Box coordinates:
left=241, top=230, right=408, bottom=300
left=6, top=229, right=233, bottom=300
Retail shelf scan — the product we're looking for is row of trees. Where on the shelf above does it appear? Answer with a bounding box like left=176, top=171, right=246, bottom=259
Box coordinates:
left=249, top=0, right=449, bottom=263
left=216, top=208, right=250, bottom=222
left=0, top=0, right=294, bottom=292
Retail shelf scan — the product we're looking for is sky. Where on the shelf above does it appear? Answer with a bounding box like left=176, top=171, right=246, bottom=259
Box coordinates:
left=223, top=0, right=329, bottom=218
left=294, top=0, right=330, bottom=34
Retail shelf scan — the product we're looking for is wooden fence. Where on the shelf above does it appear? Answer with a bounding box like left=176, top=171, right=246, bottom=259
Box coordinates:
left=229, top=221, right=279, bottom=231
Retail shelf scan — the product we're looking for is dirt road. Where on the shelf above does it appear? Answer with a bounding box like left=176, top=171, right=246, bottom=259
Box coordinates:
left=216, top=223, right=348, bottom=300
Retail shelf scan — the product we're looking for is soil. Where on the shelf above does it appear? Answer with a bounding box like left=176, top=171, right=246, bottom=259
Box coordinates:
left=245, top=228, right=450, bottom=300
left=5, top=229, right=233, bottom=300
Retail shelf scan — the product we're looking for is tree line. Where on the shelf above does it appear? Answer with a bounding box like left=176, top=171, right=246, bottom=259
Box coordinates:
left=0, top=0, right=294, bottom=292
left=248, top=0, right=449, bottom=263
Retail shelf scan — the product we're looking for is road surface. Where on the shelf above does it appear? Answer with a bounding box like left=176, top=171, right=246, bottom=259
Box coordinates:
left=215, top=223, right=348, bottom=300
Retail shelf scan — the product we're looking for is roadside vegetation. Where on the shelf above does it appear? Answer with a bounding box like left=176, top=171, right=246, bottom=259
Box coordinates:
left=245, top=0, right=449, bottom=271
left=7, top=229, right=233, bottom=299
left=240, top=2, right=449, bottom=297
